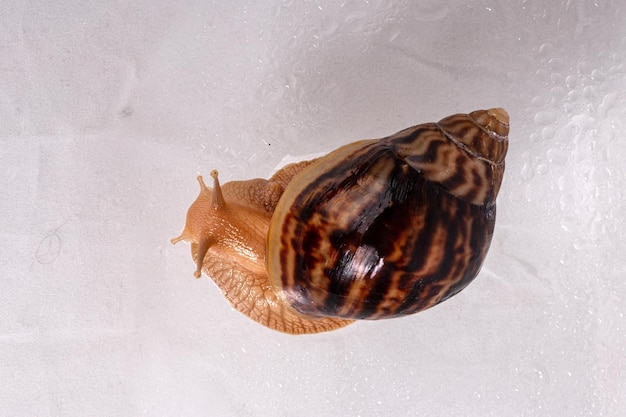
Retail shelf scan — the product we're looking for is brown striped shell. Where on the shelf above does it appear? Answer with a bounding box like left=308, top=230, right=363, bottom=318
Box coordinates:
left=172, top=109, right=509, bottom=334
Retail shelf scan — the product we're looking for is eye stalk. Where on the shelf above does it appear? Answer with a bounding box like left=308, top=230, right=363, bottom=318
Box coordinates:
left=170, top=173, right=222, bottom=279
left=209, top=170, right=225, bottom=209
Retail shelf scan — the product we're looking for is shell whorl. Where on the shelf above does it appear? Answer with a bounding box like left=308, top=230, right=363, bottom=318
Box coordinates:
left=390, top=108, right=508, bottom=205
left=267, top=109, right=509, bottom=321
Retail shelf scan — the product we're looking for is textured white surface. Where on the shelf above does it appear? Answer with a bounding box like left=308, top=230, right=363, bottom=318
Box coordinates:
left=1, top=1, right=625, bottom=416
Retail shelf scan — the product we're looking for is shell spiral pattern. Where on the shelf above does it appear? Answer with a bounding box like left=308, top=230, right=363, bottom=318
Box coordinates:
left=267, top=109, right=508, bottom=320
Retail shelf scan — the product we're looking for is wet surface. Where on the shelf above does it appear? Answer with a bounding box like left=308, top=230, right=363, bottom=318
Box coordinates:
left=1, top=1, right=624, bottom=416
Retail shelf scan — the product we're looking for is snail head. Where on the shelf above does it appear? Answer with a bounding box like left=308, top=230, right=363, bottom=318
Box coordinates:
left=171, top=170, right=226, bottom=278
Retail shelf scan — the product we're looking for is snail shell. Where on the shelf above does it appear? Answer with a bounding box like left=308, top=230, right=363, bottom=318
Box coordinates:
left=172, top=108, right=509, bottom=334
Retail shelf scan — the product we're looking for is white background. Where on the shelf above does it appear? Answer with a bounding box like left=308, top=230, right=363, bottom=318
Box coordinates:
left=1, top=1, right=624, bottom=416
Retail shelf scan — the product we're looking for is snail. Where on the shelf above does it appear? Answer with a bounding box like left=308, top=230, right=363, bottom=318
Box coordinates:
left=171, top=108, right=509, bottom=334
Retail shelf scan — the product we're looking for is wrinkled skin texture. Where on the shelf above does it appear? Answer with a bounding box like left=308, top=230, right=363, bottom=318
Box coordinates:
left=172, top=166, right=354, bottom=334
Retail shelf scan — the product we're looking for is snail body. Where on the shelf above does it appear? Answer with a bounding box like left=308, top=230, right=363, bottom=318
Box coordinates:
left=172, top=109, right=509, bottom=334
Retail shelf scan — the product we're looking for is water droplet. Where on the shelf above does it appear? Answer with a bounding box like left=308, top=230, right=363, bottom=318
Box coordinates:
left=542, top=127, right=556, bottom=140
left=535, top=68, right=548, bottom=81
left=531, top=95, right=547, bottom=106
left=321, top=18, right=339, bottom=36
left=559, top=193, right=576, bottom=213
left=597, top=92, right=618, bottom=118
left=547, top=148, right=568, bottom=165
left=548, top=58, right=565, bottom=72
left=538, top=42, right=554, bottom=56
left=534, top=111, right=557, bottom=126
left=529, top=132, right=541, bottom=143
left=565, top=75, right=578, bottom=88
left=520, top=162, right=534, bottom=181
left=590, top=69, right=605, bottom=82
left=536, top=163, right=549, bottom=175
left=550, top=72, right=563, bottom=84
left=583, top=85, right=597, bottom=100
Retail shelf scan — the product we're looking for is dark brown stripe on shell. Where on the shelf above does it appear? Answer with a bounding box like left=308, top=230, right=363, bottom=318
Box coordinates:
left=278, top=144, right=495, bottom=319
left=391, top=114, right=505, bottom=206
left=275, top=110, right=506, bottom=320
